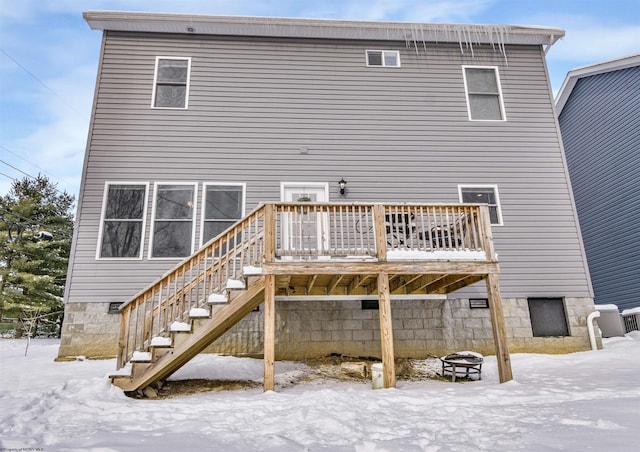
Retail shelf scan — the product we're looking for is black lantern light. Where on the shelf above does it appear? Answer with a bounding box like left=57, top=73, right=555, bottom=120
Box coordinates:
left=338, top=178, right=347, bottom=195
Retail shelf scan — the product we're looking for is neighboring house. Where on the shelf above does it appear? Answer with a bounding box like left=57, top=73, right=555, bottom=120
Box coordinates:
left=58, top=11, right=597, bottom=389
left=556, top=53, right=640, bottom=312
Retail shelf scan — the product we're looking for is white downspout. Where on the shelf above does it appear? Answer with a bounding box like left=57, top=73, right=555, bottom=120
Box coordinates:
left=587, top=311, right=601, bottom=350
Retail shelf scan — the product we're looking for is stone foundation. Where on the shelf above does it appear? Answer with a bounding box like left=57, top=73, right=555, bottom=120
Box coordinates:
left=57, top=297, right=598, bottom=360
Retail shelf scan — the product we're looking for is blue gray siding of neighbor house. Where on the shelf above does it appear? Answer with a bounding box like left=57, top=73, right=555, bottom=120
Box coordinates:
left=557, top=54, right=640, bottom=312
left=58, top=12, right=596, bottom=359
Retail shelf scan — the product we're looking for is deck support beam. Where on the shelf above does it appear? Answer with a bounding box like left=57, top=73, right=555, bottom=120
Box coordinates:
left=263, top=274, right=276, bottom=391
left=486, top=272, right=512, bottom=383
left=377, top=272, right=396, bottom=388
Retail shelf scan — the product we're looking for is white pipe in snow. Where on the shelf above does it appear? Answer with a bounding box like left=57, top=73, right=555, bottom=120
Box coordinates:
left=587, top=311, right=601, bottom=351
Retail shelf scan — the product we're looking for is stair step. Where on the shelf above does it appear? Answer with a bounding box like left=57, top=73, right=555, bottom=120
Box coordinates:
left=208, top=292, right=229, bottom=304
left=189, top=307, right=210, bottom=318
left=226, top=278, right=246, bottom=290
left=170, top=321, right=192, bottom=332
left=130, top=351, right=152, bottom=363
left=150, top=336, right=172, bottom=347
left=109, top=364, right=132, bottom=380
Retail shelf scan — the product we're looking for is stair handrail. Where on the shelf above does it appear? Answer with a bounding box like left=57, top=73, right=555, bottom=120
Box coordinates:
left=116, top=204, right=267, bottom=368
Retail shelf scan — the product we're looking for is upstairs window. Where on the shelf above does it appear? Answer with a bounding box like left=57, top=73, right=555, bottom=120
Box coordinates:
left=152, top=57, right=191, bottom=109
left=98, top=183, right=148, bottom=259
left=463, top=66, right=505, bottom=121
left=150, top=183, right=197, bottom=258
left=201, top=184, right=245, bottom=244
left=366, top=50, right=400, bottom=67
left=459, top=185, right=503, bottom=226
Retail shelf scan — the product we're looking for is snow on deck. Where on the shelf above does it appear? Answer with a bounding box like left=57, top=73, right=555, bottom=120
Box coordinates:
left=387, top=249, right=486, bottom=261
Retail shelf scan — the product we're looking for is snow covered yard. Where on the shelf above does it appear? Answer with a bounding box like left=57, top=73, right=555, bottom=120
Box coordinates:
left=1, top=335, right=639, bottom=451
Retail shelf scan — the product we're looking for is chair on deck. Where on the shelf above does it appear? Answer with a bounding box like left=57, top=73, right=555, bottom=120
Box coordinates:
left=385, top=213, right=414, bottom=246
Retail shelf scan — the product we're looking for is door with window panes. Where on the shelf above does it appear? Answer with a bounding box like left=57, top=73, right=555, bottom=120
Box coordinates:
left=281, top=183, right=329, bottom=257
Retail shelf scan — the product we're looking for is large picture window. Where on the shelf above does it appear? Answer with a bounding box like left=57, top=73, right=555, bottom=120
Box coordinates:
left=201, top=184, right=245, bottom=244
left=459, top=185, right=503, bottom=226
left=463, top=66, right=505, bottom=121
left=98, top=183, right=148, bottom=259
left=152, top=57, right=191, bottom=109
left=150, top=183, right=197, bottom=258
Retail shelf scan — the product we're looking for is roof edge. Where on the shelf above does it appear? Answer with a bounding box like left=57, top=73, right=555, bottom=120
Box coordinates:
left=83, top=10, right=564, bottom=47
left=555, top=52, right=640, bottom=113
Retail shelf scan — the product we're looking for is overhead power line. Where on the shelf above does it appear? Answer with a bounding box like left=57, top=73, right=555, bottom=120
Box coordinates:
left=0, top=159, right=37, bottom=180
left=0, top=47, right=78, bottom=113
left=0, top=144, right=67, bottom=188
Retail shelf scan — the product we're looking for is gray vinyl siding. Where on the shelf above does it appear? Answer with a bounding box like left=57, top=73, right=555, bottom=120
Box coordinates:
left=559, top=66, right=640, bottom=311
left=66, top=30, right=591, bottom=304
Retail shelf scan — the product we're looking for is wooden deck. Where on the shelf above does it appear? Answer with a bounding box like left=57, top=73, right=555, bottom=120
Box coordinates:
left=112, top=203, right=512, bottom=392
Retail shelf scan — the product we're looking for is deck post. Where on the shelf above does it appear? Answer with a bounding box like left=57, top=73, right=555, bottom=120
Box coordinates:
left=372, top=204, right=387, bottom=262
left=263, top=274, right=276, bottom=391
left=486, top=272, right=513, bottom=383
left=377, top=272, right=396, bottom=388
left=116, top=305, right=131, bottom=369
left=264, top=204, right=275, bottom=264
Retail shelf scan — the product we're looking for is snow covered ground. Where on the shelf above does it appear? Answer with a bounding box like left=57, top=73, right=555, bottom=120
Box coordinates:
left=1, top=334, right=639, bottom=451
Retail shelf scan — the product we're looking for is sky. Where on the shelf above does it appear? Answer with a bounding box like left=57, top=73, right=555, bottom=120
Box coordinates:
left=0, top=0, right=639, bottom=201
left=1, top=333, right=639, bottom=450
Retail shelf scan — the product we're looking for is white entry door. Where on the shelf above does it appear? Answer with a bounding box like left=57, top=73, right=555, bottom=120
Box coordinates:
left=281, top=183, right=329, bottom=256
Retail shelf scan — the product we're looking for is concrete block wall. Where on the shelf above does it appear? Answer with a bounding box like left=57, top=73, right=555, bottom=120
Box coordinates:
left=58, top=297, right=597, bottom=360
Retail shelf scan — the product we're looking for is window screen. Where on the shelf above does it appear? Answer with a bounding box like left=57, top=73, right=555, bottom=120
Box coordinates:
left=202, top=185, right=244, bottom=243
left=366, top=50, right=400, bottom=67
left=99, top=184, right=147, bottom=258
left=464, top=67, right=505, bottom=120
left=152, top=184, right=195, bottom=257
left=459, top=185, right=503, bottom=225
left=153, top=58, right=190, bottom=108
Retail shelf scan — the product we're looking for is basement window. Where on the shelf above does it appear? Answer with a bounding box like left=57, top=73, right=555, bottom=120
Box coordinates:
left=528, top=297, right=569, bottom=337
left=469, top=298, right=489, bottom=309
left=108, top=302, right=124, bottom=313
left=361, top=300, right=379, bottom=310
left=366, top=50, right=400, bottom=67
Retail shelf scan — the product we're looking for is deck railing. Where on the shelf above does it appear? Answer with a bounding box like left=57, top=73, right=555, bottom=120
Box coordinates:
left=116, top=202, right=494, bottom=368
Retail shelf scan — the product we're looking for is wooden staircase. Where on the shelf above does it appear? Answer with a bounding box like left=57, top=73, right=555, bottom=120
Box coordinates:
left=112, top=276, right=266, bottom=392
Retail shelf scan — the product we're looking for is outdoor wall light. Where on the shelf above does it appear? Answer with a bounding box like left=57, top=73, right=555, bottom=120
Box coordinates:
left=338, top=178, right=347, bottom=195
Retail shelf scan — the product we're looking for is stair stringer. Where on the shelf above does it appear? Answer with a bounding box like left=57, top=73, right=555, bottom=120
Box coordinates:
left=113, top=276, right=267, bottom=392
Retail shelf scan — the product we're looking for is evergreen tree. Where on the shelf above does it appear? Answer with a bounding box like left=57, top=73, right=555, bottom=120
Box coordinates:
left=0, top=175, right=75, bottom=336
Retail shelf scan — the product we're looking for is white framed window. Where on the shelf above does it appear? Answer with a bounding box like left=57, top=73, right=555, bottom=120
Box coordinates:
left=151, top=57, right=191, bottom=109
left=149, top=183, right=197, bottom=258
left=462, top=66, right=506, bottom=121
left=458, top=184, right=504, bottom=226
left=97, top=182, right=149, bottom=259
left=200, top=183, right=246, bottom=245
left=366, top=50, right=400, bottom=67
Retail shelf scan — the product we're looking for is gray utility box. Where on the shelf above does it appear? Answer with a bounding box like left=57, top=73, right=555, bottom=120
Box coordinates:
left=595, top=305, right=626, bottom=338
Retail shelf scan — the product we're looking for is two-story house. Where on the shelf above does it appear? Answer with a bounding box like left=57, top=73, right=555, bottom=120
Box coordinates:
left=58, top=11, right=597, bottom=391
left=556, top=53, right=640, bottom=313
